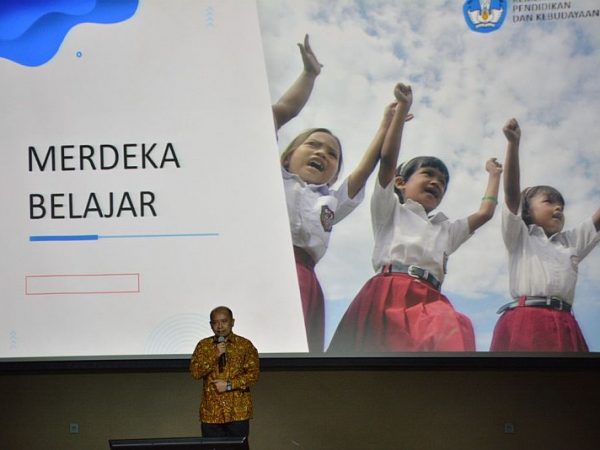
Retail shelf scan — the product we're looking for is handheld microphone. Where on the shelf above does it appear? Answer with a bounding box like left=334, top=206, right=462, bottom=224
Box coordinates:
left=217, top=336, right=227, bottom=372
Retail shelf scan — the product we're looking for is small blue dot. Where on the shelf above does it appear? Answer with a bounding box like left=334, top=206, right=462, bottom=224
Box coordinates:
left=76, top=51, right=82, bottom=58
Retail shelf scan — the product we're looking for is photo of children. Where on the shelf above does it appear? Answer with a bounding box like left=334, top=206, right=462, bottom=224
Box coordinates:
left=490, top=118, right=600, bottom=351
left=257, top=0, right=600, bottom=352
left=328, top=82, right=503, bottom=353
left=271, top=36, right=412, bottom=352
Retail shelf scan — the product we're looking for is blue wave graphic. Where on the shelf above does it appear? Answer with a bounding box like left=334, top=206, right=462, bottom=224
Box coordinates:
left=0, top=0, right=96, bottom=40
left=0, top=0, right=139, bottom=67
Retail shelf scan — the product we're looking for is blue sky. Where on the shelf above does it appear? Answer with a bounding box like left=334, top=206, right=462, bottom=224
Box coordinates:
left=257, top=0, right=600, bottom=351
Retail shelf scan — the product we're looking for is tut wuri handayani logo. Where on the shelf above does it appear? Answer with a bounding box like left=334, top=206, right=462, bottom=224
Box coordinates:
left=463, top=0, right=507, bottom=33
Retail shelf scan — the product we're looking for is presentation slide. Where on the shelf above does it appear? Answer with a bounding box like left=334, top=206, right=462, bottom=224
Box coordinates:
left=0, top=0, right=307, bottom=360
left=1, top=0, right=599, bottom=362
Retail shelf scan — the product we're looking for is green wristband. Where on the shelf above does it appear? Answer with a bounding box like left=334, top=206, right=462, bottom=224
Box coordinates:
left=482, top=195, right=498, bottom=203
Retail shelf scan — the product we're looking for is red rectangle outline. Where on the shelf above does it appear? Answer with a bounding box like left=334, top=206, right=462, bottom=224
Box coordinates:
left=25, top=273, right=141, bottom=295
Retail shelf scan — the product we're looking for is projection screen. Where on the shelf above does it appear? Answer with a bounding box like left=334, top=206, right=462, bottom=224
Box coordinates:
left=1, top=0, right=599, bottom=366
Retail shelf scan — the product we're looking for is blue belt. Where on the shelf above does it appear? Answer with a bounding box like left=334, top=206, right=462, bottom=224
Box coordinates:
left=497, top=296, right=572, bottom=314
left=381, top=263, right=442, bottom=291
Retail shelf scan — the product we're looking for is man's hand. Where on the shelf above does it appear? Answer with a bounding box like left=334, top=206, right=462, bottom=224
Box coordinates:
left=216, top=342, right=227, bottom=356
left=212, top=380, right=228, bottom=393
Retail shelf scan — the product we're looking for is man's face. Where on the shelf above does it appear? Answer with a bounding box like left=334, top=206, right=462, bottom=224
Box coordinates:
left=210, top=310, right=234, bottom=338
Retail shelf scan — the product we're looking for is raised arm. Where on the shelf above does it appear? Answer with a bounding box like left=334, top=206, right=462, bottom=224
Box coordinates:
left=378, top=83, right=412, bottom=188
left=467, top=158, right=503, bottom=232
left=502, top=118, right=522, bottom=214
left=346, top=102, right=395, bottom=198
left=272, top=34, right=322, bottom=131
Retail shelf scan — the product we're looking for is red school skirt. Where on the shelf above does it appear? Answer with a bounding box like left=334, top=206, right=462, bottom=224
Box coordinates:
left=293, top=246, right=325, bottom=353
left=490, top=304, right=588, bottom=352
left=327, top=272, right=475, bottom=353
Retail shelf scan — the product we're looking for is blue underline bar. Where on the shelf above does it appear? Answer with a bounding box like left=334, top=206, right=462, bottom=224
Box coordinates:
left=29, top=233, right=219, bottom=242
left=30, top=235, right=98, bottom=242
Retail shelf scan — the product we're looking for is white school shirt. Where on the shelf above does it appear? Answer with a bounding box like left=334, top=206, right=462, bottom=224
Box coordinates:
left=502, top=205, right=600, bottom=304
left=283, top=168, right=365, bottom=263
left=371, top=181, right=471, bottom=283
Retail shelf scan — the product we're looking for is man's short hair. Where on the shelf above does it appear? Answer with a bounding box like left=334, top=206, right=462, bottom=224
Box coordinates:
left=210, top=306, right=233, bottom=320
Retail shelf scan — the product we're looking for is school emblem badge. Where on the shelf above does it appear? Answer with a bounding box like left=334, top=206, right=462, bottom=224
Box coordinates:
left=320, top=205, right=334, bottom=232
left=463, top=0, right=507, bottom=33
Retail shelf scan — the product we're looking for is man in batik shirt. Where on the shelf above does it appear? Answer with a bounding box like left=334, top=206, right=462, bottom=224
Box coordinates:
left=190, top=306, right=259, bottom=449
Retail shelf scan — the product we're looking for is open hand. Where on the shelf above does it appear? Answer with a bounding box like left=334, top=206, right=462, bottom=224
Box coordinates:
left=298, top=34, right=322, bottom=76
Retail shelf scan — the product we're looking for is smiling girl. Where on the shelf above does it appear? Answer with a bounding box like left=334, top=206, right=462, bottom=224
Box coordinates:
left=271, top=36, right=402, bottom=352
left=329, top=83, right=502, bottom=353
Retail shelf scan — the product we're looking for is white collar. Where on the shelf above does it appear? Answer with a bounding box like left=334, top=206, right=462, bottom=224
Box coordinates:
left=527, top=223, right=568, bottom=246
left=282, top=167, right=331, bottom=195
left=404, top=198, right=448, bottom=223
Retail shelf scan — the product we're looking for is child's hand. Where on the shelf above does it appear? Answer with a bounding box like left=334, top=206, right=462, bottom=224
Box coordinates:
left=381, top=102, right=414, bottom=131
left=298, top=34, right=322, bottom=76
left=383, top=103, right=414, bottom=127
left=503, top=118, right=521, bottom=143
left=394, top=83, right=413, bottom=109
left=485, top=157, right=503, bottom=175
left=381, top=102, right=397, bottom=128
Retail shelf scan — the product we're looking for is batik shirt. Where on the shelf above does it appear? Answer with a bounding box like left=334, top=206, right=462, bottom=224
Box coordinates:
left=190, top=333, right=259, bottom=423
